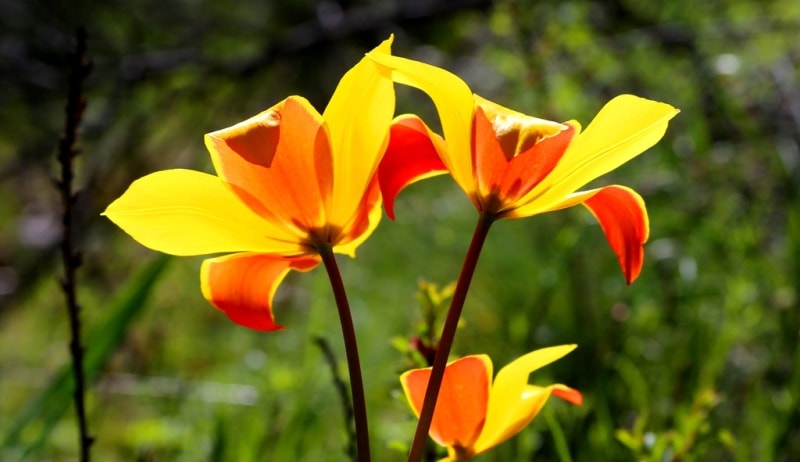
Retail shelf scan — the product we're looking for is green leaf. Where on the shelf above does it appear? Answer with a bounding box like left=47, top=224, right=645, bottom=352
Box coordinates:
left=2, top=255, right=170, bottom=458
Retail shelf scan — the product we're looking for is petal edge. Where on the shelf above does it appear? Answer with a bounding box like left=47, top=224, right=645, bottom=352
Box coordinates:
left=200, top=252, right=320, bottom=331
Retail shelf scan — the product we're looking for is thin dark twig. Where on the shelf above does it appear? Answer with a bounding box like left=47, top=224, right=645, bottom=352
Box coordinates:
left=56, top=27, right=93, bottom=462
left=313, top=336, right=357, bottom=461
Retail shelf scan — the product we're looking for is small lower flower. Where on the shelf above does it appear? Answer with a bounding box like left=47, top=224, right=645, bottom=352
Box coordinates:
left=400, top=345, right=583, bottom=460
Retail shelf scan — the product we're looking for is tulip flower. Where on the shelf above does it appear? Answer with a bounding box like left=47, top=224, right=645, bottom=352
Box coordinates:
left=371, top=52, right=679, bottom=284
left=104, top=38, right=395, bottom=332
left=401, top=345, right=582, bottom=460
left=370, top=52, right=676, bottom=461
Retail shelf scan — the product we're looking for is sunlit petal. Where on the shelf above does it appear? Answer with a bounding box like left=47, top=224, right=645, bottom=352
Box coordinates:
left=200, top=252, right=320, bottom=331
left=400, top=355, right=492, bottom=449
left=366, top=51, right=476, bottom=194
left=583, top=186, right=649, bottom=284
left=324, top=36, right=395, bottom=227
left=475, top=345, right=577, bottom=452
left=473, top=383, right=581, bottom=455
left=103, top=169, right=303, bottom=256
left=205, top=96, right=332, bottom=234
left=529, top=95, right=678, bottom=210
left=379, top=114, right=448, bottom=220
left=473, top=385, right=552, bottom=455
left=473, top=94, right=566, bottom=161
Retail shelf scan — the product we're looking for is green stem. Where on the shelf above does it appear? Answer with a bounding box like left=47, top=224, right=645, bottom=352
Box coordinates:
left=319, top=245, right=371, bottom=462
left=408, top=213, right=495, bottom=462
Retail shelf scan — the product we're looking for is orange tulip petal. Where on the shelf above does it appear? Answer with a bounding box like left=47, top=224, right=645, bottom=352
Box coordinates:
left=400, top=355, right=492, bottom=449
left=582, top=185, right=649, bottom=284
left=471, top=106, right=510, bottom=209
left=551, top=384, right=583, bottom=405
left=323, top=37, right=395, bottom=227
left=200, top=252, right=320, bottom=331
left=205, top=96, right=332, bottom=235
left=379, top=115, right=447, bottom=220
left=505, top=122, right=575, bottom=204
left=471, top=108, right=576, bottom=216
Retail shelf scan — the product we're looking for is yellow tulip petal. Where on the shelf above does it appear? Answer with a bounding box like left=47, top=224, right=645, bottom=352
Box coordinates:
left=323, top=36, right=395, bottom=227
left=472, top=382, right=582, bottom=456
left=475, top=345, right=577, bottom=453
left=473, top=385, right=554, bottom=455
left=103, top=169, right=304, bottom=256
left=333, top=177, right=382, bottom=258
left=367, top=51, right=476, bottom=194
left=527, top=95, right=678, bottom=212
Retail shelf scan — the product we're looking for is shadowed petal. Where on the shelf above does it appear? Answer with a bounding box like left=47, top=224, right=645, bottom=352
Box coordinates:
left=379, top=115, right=448, bottom=220
left=471, top=106, right=511, bottom=207
left=474, top=345, right=577, bottom=453
left=323, top=36, right=395, bottom=227
left=528, top=95, right=678, bottom=211
left=205, top=96, right=332, bottom=234
left=103, top=169, right=303, bottom=256
left=334, top=176, right=383, bottom=257
left=366, top=51, right=476, bottom=194
left=200, top=252, right=320, bottom=331
left=471, top=103, right=576, bottom=215
left=401, top=355, right=492, bottom=450
left=504, top=122, right=576, bottom=207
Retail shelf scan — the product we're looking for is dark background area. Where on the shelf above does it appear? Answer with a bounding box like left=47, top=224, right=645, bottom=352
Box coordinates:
left=1, top=0, right=798, bottom=460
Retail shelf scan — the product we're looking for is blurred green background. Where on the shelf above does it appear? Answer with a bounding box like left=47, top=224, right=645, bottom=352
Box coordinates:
left=1, top=0, right=799, bottom=460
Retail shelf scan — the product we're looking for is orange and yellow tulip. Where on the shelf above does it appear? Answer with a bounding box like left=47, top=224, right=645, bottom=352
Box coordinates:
left=104, top=38, right=395, bottom=331
left=370, top=52, right=679, bottom=283
left=401, top=345, right=582, bottom=460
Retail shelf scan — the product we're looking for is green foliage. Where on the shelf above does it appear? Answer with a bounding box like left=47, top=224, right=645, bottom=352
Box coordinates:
left=2, top=256, right=169, bottom=460
left=1, top=0, right=799, bottom=460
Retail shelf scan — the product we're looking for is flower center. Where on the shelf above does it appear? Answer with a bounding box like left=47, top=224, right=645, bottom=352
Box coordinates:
left=451, top=443, right=475, bottom=460
left=304, top=224, right=343, bottom=251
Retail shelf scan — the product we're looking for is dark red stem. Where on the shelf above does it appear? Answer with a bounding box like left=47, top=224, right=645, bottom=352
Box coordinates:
left=407, top=213, right=494, bottom=461
left=319, top=245, right=371, bottom=462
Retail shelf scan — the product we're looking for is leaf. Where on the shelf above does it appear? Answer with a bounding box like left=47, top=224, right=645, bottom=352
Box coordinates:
left=3, top=255, right=170, bottom=458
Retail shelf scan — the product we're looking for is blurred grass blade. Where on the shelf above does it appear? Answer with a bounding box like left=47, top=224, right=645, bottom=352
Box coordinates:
left=545, top=405, right=574, bottom=462
left=3, top=255, right=170, bottom=457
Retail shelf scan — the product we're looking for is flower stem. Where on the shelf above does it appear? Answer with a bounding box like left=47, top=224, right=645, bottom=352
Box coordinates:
left=319, top=245, right=371, bottom=462
left=407, top=213, right=495, bottom=462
